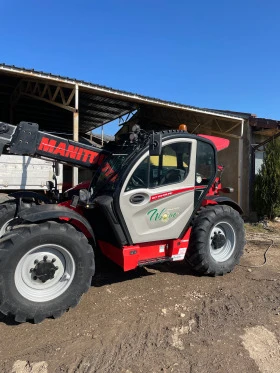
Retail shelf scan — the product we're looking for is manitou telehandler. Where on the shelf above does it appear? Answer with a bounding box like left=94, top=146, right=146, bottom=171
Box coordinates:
left=0, top=121, right=245, bottom=323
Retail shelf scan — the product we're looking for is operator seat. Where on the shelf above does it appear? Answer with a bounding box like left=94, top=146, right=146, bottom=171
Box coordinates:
left=160, top=169, right=185, bottom=185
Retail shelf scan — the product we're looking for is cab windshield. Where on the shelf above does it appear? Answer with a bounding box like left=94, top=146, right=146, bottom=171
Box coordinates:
left=89, top=133, right=149, bottom=198
left=89, top=152, right=130, bottom=197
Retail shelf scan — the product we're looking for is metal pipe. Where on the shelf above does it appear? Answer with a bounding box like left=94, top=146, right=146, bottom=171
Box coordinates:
left=240, top=118, right=244, bottom=138
left=72, top=84, right=79, bottom=186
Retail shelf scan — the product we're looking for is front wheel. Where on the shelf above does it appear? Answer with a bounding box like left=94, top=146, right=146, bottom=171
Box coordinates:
left=186, top=205, right=245, bottom=276
left=0, top=221, right=95, bottom=323
left=0, top=193, right=15, bottom=204
left=0, top=200, right=38, bottom=237
left=0, top=202, right=21, bottom=237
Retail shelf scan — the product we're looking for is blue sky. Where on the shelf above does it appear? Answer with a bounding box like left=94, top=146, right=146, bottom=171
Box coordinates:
left=1, top=1, right=280, bottom=134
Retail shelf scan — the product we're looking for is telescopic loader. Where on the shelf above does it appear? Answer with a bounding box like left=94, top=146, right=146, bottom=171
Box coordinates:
left=0, top=121, right=245, bottom=323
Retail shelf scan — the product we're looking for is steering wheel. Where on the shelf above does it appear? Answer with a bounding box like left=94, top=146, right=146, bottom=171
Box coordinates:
left=131, top=175, right=145, bottom=187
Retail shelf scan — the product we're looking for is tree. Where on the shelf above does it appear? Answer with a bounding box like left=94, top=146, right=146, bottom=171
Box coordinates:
left=254, top=138, right=280, bottom=219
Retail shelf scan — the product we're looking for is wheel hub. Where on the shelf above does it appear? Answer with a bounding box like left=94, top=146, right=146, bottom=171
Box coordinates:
left=211, top=231, right=226, bottom=250
left=30, top=255, right=58, bottom=283
left=209, top=222, right=236, bottom=263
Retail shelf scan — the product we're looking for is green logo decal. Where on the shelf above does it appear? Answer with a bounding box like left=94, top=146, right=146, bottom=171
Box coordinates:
left=147, top=208, right=179, bottom=223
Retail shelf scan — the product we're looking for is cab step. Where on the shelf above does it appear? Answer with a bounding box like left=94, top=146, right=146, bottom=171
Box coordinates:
left=138, top=256, right=172, bottom=267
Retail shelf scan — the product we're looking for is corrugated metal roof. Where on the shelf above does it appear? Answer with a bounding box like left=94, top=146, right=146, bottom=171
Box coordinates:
left=0, top=63, right=248, bottom=134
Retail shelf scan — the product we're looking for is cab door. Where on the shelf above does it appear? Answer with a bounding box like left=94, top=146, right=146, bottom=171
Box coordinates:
left=119, top=139, right=197, bottom=244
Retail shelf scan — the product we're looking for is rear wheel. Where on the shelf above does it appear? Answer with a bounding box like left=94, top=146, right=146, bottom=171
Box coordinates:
left=186, top=205, right=245, bottom=276
left=0, top=221, right=95, bottom=323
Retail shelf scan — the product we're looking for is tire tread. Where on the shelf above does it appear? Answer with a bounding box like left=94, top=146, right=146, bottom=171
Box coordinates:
left=186, top=205, right=245, bottom=276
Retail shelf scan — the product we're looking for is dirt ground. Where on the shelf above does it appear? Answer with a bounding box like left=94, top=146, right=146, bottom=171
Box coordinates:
left=0, top=223, right=280, bottom=373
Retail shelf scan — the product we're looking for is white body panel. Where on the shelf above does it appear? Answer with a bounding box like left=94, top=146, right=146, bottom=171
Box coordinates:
left=0, top=155, right=63, bottom=192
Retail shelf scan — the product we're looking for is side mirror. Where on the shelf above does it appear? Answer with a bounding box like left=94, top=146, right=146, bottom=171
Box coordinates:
left=79, top=189, right=90, bottom=203
left=149, top=132, right=162, bottom=156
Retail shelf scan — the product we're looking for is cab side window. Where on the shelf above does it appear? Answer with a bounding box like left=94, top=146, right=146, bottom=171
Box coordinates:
left=195, top=141, right=215, bottom=185
left=125, top=142, right=191, bottom=191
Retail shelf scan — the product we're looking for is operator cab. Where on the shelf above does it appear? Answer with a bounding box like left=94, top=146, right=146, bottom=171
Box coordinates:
left=78, top=125, right=217, bottom=249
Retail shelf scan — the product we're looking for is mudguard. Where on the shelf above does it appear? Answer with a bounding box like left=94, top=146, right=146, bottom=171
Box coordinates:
left=204, top=196, right=243, bottom=215
left=18, top=204, right=95, bottom=238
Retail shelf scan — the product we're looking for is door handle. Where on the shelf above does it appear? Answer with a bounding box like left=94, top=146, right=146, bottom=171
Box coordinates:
left=130, top=194, right=145, bottom=204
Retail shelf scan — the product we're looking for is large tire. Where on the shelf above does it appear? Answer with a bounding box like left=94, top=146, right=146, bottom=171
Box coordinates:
left=186, top=205, right=245, bottom=276
left=0, top=221, right=95, bottom=323
left=0, top=202, right=18, bottom=237
left=0, top=201, right=35, bottom=237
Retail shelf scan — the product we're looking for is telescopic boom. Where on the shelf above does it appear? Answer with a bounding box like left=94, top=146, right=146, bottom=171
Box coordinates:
left=0, top=121, right=108, bottom=169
